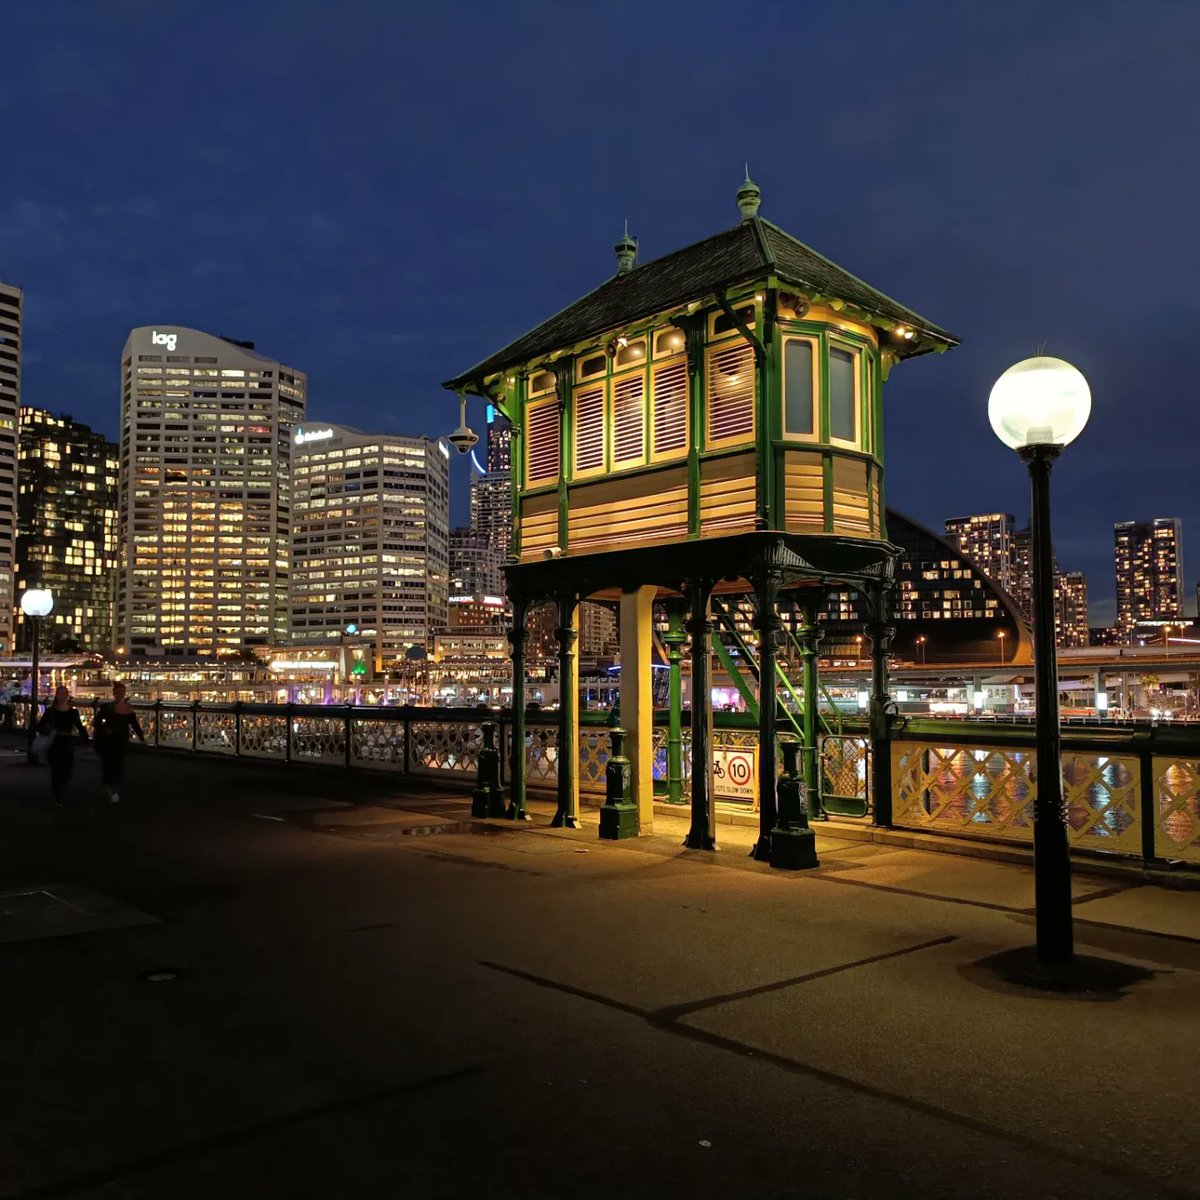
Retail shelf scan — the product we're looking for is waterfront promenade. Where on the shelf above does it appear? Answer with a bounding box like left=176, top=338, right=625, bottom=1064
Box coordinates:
left=1, top=742, right=1199, bottom=1199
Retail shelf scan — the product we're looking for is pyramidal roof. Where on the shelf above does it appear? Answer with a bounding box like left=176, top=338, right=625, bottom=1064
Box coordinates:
left=444, top=214, right=959, bottom=391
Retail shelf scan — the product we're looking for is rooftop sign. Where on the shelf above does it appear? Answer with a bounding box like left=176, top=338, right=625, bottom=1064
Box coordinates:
left=294, top=427, right=334, bottom=446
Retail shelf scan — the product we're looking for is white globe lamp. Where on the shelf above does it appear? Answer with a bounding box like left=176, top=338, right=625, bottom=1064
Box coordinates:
left=989, top=355, right=1091, bottom=451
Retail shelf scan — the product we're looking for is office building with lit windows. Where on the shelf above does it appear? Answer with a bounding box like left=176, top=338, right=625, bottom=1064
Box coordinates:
left=16, top=408, right=118, bottom=652
left=1055, top=570, right=1089, bottom=648
left=945, top=512, right=1015, bottom=591
left=115, top=327, right=306, bottom=658
left=0, top=278, right=21, bottom=654
left=290, top=423, right=450, bottom=666
left=1114, top=518, right=1183, bottom=636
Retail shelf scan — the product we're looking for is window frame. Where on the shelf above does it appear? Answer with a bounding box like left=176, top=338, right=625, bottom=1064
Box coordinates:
left=704, top=303, right=758, bottom=451
left=781, top=334, right=820, bottom=443
left=649, top=347, right=689, bottom=465
left=826, top=338, right=862, bottom=451
left=571, top=380, right=608, bottom=480
left=523, top=395, right=562, bottom=491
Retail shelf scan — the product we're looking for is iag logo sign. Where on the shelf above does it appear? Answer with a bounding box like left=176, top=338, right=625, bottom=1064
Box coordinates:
left=151, top=330, right=178, bottom=352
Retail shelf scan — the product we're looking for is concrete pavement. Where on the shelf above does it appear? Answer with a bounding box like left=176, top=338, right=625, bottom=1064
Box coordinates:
left=1, top=745, right=1198, bottom=1199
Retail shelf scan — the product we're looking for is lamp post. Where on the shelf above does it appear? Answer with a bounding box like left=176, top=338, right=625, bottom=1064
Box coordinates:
left=915, top=635, right=926, bottom=666
left=990, top=355, right=1091, bottom=968
left=20, top=588, right=54, bottom=761
left=997, top=630, right=1008, bottom=665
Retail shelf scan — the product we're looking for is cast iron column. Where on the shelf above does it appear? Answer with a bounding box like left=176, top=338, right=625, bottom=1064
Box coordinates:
left=683, top=578, right=716, bottom=850
left=866, top=607, right=896, bottom=827
left=663, top=600, right=687, bottom=806
left=551, top=591, right=580, bottom=828
left=25, top=615, right=41, bottom=761
left=507, top=593, right=531, bottom=821
left=751, top=568, right=782, bottom=861
left=797, top=595, right=824, bottom=819
left=1020, top=444, right=1074, bottom=965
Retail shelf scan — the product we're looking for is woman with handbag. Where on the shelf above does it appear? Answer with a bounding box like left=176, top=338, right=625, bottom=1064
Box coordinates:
left=36, top=686, right=89, bottom=806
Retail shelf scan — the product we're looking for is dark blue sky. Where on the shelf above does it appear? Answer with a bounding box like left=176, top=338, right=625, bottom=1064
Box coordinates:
left=4, top=0, right=1198, bottom=623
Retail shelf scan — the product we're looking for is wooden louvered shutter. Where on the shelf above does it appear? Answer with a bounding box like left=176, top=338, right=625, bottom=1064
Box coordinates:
left=573, top=385, right=605, bottom=476
left=612, top=373, right=645, bottom=467
left=525, top=400, right=560, bottom=486
left=706, top=341, right=755, bottom=446
left=651, top=361, right=688, bottom=458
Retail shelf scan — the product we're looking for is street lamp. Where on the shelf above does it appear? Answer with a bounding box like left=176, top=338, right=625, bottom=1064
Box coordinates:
left=20, top=588, right=54, bottom=759
left=990, top=355, right=1091, bottom=968
left=997, top=629, right=1008, bottom=665
left=854, top=633, right=863, bottom=666
left=915, top=635, right=926, bottom=666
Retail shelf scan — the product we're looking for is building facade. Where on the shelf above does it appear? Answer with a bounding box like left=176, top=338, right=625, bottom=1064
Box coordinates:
left=944, top=512, right=1015, bottom=592
left=449, top=526, right=503, bottom=596
left=16, top=408, right=118, bottom=652
left=1055, top=570, right=1089, bottom=648
left=469, top=470, right=513, bottom=565
left=1114, top=518, right=1184, bottom=637
left=116, top=327, right=306, bottom=658
left=290, top=423, right=450, bottom=666
left=0, top=278, right=20, bottom=654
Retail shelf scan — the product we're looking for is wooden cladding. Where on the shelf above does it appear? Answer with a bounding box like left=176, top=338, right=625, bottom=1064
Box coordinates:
left=699, top=453, right=756, bottom=536
left=567, top=468, right=688, bottom=555
left=519, top=492, right=559, bottom=561
left=783, top=450, right=825, bottom=534
left=831, top=455, right=871, bottom=535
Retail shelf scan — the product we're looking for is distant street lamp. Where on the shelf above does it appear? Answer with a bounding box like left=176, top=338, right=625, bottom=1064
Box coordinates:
left=854, top=633, right=864, bottom=666
left=990, top=355, right=1091, bottom=968
left=20, top=588, right=54, bottom=761
left=915, top=635, right=927, bottom=666
left=997, top=629, right=1008, bottom=665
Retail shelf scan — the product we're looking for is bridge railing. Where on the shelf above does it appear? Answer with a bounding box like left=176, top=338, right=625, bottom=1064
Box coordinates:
left=8, top=699, right=1199, bottom=870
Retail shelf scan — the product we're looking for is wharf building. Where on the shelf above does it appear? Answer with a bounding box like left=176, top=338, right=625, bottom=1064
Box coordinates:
left=0, top=277, right=20, bottom=653
left=115, top=327, right=306, bottom=658
left=290, top=423, right=450, bottom=668
left=1114, top=518, right=1183, bottom=638
left=15, top=407, right=118, bottom=652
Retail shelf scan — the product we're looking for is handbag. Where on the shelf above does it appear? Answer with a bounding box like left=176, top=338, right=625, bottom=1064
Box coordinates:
left=30, top=730, right=56, bottom=763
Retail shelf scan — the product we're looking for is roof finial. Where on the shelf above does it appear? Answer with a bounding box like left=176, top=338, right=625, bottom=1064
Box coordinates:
left=737, top=167, right=761, bottom=222
left=615, top=218, right=638, bottom=275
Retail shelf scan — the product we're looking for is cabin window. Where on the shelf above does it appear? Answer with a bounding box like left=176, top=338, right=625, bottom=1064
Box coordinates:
left=529, top=370, right=556, bottom=397
left=525, top=399, right=561, bottom=488
left=651, top=359, right=688, bottom=460
left=706, top=340, right=755, bottom=447
left=577, top=352, right=607, bottom=381
left=829, top=344, right=859, bottom=446
left=614, top=338, right=646, bottom=369
left=782, top=338, right=817, bottom=438
left=573, top=384, right=606, bottom=477
left=611, top=371, right=646, bottom=467
left=654, top=328, right=686, bottom=358
left=709, top=304, right=755, bottom=338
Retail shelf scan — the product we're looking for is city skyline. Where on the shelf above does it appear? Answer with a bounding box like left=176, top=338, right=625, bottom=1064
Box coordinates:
left=3, top=4, right=1200, bottom=625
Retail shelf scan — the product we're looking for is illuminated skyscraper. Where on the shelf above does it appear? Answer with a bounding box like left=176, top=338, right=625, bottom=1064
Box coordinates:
left=0, top=277, right=20, bottom=653
left=291, top=423, right=449, bottom=665
left=486, top=405, right=512, bottom=473
left=16, top=408, right=118, bottom=652
left=449, top=526, right=502, bottom=596
left=1114, top=518, right=1183, bottom=636
left=945, top=512, right=1015, bottom=591
left=116, top=327, right=306, bottom=658
left=1055, top=570, right=1089, bottom=648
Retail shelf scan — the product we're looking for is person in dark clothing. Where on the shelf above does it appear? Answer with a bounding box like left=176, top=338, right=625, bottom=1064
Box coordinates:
left=36, top=686, right=89, bottom=805
left=93, top=681, right=145, bottom=803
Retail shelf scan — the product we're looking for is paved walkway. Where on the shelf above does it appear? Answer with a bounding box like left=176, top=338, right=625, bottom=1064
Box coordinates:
left=1, top=744, right=1199, bottom=1198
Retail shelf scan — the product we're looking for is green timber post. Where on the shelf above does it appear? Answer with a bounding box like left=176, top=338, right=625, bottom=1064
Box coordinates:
left=553, top=363, right=572, bottom=551
left=798, top=594, right=825, bottom=819
left=751, top=564, right=782, bottom=862
left=683, top=576, right=716, bottom=850
left=819, top=330, right=834, bottom=532
left=680, top=317, right=705, bottom=537
left=664, top=600, right=687, bottom=805
left=756, top=290, right=778, bottom=528
left=510, top=377, right=525, bottom=560
left=872, top=350, right=887, bottom=540
left=867, top=588, right=896, bottom=828
left=507, top=593, right=531, bottom=820
left=551, top=590, right=580, bottom=828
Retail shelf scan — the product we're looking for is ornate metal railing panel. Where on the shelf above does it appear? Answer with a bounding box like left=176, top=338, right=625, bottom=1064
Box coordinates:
left=578, top=727, right=611, bottom=793
left=410, top=719, right=482, bottom=775
left=158, top=706, right=195, bottom=749
left=195, top=709, right=237, bottom=755
left=1061, top=752, right=1141, bottom=854
left=821, top=734, right=870, bottom=817
left=1154, top=757, right=1200, bottom=864
left=351, top=718, right=406, bottom=771
left=290, top=714, right=346, bottom=764
left=526, top=724, right=560, bottom=787
left=240, top=713, right=288, bottom=759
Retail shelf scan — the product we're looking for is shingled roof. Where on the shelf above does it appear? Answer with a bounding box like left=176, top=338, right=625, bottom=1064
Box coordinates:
left=444, top=214, right=959, bottom=391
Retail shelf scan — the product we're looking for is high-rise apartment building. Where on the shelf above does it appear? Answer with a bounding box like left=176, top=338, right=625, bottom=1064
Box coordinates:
left=486, top=405, right=512, bottom=473
left=116, top=327, right=306, bottom=658
left=0, top=278, right=21, bottom=654
left=945, top=513, right=1015, bottom=592
left=16, top=408, right=118, bottom=652
left=470, top=470, right=513, bottom=564
left=449, top=526, right=502, bottom=596
left=1055, top=570, right=1089, bottom=648
left=1114, top=518, right=1183, bottom=636
left=1010, top=526, right=1034, bottom=621
left=291, top=423, right=449, bottom=665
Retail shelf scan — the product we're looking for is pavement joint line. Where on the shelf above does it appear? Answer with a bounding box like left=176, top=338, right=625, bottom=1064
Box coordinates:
left=478, top=960, right=1196, bottom=1200
left=649, top=934, right=958, bottom=1020
left=0, top=1066, right=483, bottom=1200
left=1073, top=915, right=1200, bottom=948
left=1069, top=883, right=1141, bottom=906
left=796, top=869, right=1037, bottom=915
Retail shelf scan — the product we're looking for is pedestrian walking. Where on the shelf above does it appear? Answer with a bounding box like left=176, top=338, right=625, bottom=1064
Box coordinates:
left=0, top=679, right=14, bottom=732
left=93, top=682, right=145, bottom=804
left=36, top=686, right=89, bottom=806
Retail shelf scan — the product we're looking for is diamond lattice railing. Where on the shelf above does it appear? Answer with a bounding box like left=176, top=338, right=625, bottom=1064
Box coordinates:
left=579, top=728, right=611, bottom=792
left=822, top=735, right=870, bottom=804
left=350, top=719, right=406, bottom=770
left=1154, top=757, right=1200, bottom=863
left=1061, top=753, right=1141, bottom=854
left=526, top=725, right=559, bottom=785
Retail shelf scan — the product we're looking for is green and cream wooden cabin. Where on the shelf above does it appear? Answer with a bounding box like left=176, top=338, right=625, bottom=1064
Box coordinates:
left=444, top=178, right=958, bottom=864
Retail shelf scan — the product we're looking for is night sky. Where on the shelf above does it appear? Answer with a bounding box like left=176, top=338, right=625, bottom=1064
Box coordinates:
left=3, top=1, right=1197, bottom=624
